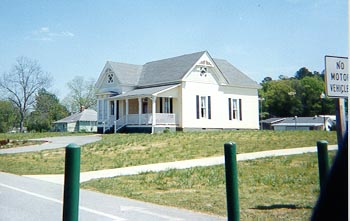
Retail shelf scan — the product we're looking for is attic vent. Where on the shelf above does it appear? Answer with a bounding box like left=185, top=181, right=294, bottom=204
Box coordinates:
left=199, top=66, right=207, bottom=77
left=105, top=68, right=114, bottom=84
left=107, top=73, right=114, bottom=83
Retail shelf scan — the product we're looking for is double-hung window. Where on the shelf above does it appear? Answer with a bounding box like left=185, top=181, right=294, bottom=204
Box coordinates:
left=196, top=95, right=211, bottom=119
left=159, top=97, right=173, bottom=113
left=164, top=98, right=171, bottom=113
left=228, top=98, right=242, bottom=121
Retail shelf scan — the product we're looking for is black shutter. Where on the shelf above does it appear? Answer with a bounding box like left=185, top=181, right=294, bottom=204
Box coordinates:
left=228, top=98, right=232, bottom=120
left=116, top=100, right=119, bottom=120
left=196, top=95, right=200, bottom=119
left=208, top=96, right=211, bottom=119
left=239, top=99, right=242, bottom=121
left=159, top=97, right=163, bottom=113
left=170, top=98, right=173, bottom=113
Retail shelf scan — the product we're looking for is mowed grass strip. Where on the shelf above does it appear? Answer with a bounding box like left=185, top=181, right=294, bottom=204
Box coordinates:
left=0, top=130, right=337, bottom=175
left=81, top=151, right=336, bottom=220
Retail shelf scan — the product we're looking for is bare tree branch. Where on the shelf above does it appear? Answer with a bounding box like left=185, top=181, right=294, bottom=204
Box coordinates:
left=0, top=57, right=52, bottom=132
left=64, top=76, right=97, bottom=113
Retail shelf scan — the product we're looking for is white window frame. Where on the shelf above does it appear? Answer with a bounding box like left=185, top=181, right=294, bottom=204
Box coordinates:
left=232, top=99, right=238, bottom=120
left=200, top=96, right=207, bottom=118
left=229, top=98, right=242, bottom=121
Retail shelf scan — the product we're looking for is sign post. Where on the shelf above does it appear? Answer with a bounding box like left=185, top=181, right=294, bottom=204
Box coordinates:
left=324, top=56, right=348, bottom=150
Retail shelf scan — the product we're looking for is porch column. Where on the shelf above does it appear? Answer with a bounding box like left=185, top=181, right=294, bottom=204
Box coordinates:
left=125, top=99, right=129, bottom=125
left=138, top=97, right=142, bottom=125
left=152, top=96, right=156, bottom=133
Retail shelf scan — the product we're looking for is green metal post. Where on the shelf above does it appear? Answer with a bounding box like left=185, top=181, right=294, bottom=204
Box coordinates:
left=224, top=142, right=240, bottom=221
left=63, top=143, right=81, bottom=221
left=316, top=140, right=329, bottom=192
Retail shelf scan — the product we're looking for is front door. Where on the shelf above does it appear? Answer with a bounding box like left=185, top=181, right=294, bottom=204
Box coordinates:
left=142, top=98, right=148, bottom=113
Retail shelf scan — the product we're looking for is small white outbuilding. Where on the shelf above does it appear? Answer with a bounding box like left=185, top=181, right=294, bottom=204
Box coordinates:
left=53, top=109, right=97, bottom=132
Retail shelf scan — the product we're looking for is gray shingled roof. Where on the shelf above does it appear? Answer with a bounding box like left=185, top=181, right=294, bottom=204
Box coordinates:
left=272, top=117, right=330, bottom=126
left=108, top=62, right=142, bottom=86
left=54, top=109, right=97, bottom=123
left=137, top=51, right=205, bottom=86
left=261, top=118, right=286, bottom=124
left=107, top=51, right=259, bottom=89
left=213, top=58, right=260, bottom=88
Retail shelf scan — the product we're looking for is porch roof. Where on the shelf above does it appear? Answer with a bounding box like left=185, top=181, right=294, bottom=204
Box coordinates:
left=109, top=84, right=179, bottom=100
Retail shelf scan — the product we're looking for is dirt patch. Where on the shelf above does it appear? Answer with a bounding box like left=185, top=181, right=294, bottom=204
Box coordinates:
left=0, top=140, right=46, bottom=149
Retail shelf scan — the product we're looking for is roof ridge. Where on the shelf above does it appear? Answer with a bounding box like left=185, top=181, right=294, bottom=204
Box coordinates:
left=143, top=51, right=206, bottom=65
left=107, top=61, right=141, bottom=66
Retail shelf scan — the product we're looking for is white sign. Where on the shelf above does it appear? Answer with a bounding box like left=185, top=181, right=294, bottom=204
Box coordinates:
left=325, top=56, right=348, bottom=98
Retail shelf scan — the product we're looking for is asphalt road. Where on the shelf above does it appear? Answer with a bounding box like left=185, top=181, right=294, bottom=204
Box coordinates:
left=0, top=172, right=225, bottom=221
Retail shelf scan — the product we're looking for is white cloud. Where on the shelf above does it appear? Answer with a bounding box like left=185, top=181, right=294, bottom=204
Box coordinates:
left=28, top=27, right=75, bottom=41
left=62, top=31, right=75, bottom=37
left=40, top=27, right=50, bottom=33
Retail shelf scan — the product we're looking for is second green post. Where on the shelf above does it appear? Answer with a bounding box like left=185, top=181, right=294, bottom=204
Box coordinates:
left=224, top=142, right=240, bottom=221
left=316, top=140, right=329, bottom=192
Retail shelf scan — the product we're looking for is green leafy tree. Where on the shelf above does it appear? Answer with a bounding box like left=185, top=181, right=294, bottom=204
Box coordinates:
left=27, top=89, right=69, bottom=132
left=262, top=79, right=303, bottom=117
left=259, top=68, right=335, bottom=118
left=0, top=100, right=19, bottom=132
left=300, top=76, right=326, bottom=116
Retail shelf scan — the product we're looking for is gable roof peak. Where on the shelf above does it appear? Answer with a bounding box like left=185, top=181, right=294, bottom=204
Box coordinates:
left=137, top=51, right=208, bottom=87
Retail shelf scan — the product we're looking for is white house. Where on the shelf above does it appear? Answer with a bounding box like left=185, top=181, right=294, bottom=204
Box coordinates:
left=95, top=51, right=261, bottom=133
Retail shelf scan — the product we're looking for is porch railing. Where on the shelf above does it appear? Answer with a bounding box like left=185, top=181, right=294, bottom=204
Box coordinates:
left=112, top=113, right=176, bottom=130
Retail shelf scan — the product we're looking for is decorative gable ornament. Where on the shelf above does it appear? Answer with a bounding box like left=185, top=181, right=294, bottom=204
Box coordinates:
left=199, top=60, right=213, bottom=67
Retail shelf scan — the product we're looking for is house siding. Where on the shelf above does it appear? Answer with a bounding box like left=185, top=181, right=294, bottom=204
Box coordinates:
left=181, top=81, right=259, bottom=130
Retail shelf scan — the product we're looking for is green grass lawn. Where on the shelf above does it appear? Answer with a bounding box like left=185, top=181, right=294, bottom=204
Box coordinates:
left=82, top=151, right=337, bottom=220
left=0, top=130, right=336, bottom=175
left=0, top=130, right=338, bottom=220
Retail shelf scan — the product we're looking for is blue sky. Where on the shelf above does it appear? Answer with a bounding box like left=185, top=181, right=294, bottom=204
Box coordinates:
left=0, top=0, right=348, bottom=99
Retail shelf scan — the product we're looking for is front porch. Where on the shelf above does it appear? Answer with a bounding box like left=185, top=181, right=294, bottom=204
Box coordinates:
left=98, top=85, right=180, bottom=133
left=103, top=97, right=177, bottom=133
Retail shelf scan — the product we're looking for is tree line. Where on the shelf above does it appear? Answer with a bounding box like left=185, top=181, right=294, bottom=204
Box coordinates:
left=259, top=67, right=338, bottom=119
left=0, top=57, right=96, bottom=133
left=0, top=57, right=343, bottom=133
